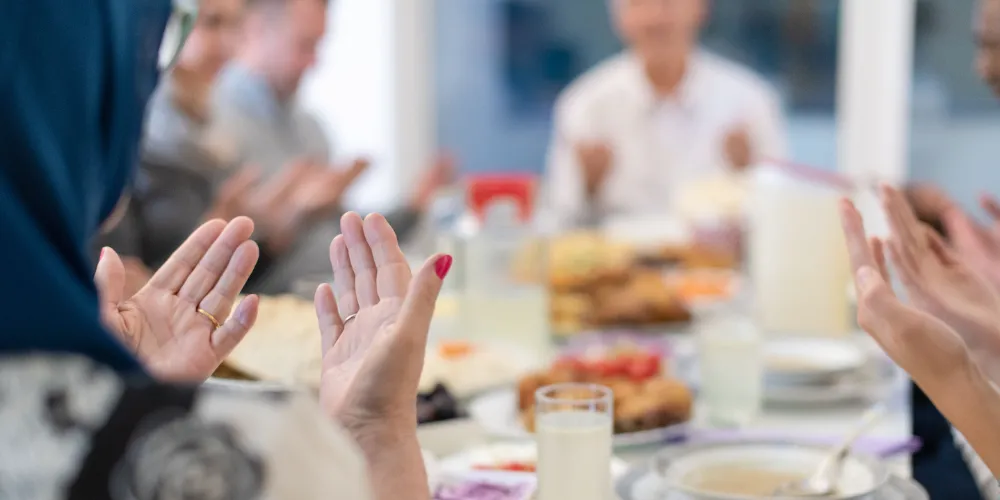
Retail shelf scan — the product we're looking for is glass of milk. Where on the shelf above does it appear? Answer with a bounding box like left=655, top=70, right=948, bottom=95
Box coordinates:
left=535, top=384, right=614, bottom=500
left=697, top=311, right=763, bottom=428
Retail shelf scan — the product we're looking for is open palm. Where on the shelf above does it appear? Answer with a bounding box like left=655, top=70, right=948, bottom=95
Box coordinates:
left=942, top=194, right=1000, bottom=291
left=96, top=218, right=261, bottom=381
left=880, top=186, right=1000, bottom=353
left=313, top=212, right=450, bottom=431
left=839, top=198, right=970, bottom=383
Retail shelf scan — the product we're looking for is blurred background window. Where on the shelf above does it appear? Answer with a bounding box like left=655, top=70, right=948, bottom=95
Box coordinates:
left=433, top=0, right=1000, bottom=211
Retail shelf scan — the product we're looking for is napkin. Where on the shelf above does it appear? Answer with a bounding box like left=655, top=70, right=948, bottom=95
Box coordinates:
left=679, top=429, right=921, bottom=458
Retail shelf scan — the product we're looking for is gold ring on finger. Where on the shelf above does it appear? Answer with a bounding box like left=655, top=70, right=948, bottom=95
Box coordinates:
left=197, top=308, right=222, bottom=331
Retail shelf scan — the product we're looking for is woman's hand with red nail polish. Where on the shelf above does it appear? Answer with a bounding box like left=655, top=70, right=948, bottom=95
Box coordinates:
left=312, top=212, right=447, bottom=500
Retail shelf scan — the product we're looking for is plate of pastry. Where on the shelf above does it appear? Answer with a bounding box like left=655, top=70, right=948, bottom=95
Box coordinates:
left=468, top=344, right=693, bottom=448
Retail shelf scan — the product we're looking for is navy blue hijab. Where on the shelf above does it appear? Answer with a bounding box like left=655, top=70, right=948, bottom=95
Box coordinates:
left=0, top=0, right=172, bottom=371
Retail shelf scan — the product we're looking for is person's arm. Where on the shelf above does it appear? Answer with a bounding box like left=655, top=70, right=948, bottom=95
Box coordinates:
left=348, top=421, right=430, bottom=500
left=920, top=354, right=1000, bottom=477
left=745, top=82, right=790, bottom=163
left=544, top=95, right=601, bottom=231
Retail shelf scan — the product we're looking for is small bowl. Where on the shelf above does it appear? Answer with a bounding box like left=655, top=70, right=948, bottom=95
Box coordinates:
left=652, top=441, right=889, bottom=500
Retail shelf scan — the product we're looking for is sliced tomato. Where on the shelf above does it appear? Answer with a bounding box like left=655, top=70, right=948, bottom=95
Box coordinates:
left=627, top=353, right=661, bottom=381
left=552, top=356, right=585, bottom=374
left=590, top=359, right=620, bottom=378
left=606, top=355, right=633, bottom=376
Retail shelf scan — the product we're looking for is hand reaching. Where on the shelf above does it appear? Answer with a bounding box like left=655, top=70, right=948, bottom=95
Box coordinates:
left=95, top=217, right=261, bottom=381
left=839, top=198, right=971, bottom=386
left=880, top=185, right=1000, bottom=355
left=575, top=141, right=612, bottom=197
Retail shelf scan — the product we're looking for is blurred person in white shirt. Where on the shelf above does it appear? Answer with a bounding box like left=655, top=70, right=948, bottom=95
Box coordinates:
left=544, top=0, right=788, bottom=230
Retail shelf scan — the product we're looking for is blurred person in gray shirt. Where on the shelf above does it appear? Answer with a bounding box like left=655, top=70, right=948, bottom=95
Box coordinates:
left=98, top=0, right=360, bottom=296
left=213, top=0, right=453, bottom=293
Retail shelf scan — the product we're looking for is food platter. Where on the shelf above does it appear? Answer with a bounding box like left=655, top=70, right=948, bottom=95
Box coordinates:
left=466, top=336, right=693, bottom=447
left=547, top=232, right=736, bottom=338
left=469, top=387, right=690, bottom=448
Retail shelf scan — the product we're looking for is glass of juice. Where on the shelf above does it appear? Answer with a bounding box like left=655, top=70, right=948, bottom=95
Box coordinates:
left=535, top=383, right=613, bottom=500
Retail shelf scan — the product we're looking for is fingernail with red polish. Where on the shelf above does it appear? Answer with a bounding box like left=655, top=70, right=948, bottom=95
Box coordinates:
left=435, top=255, right=453, bottom=280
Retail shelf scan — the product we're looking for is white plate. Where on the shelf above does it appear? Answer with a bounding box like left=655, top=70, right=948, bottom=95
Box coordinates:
left=468, top=388, right=690, bottom=448
left=616, top=462, right=925, bottom=500
left=601, top=214, right=692, bottom=250
left=764, top=337, right=866, bottom=385
left=419, top=342, right=546, bottom=399
left=764, top=361, right=900, bottom=407
left=439, top=441, right=629, bottom=479
left=203, top=377, right=303, bottom=394
left=651, top=441, right=889, bottom=500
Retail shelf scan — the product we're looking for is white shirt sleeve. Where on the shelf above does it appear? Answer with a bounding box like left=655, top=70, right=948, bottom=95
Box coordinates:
left=746, top=84, right=790, bottom=163
left=543, top=93, right=601, bottom=231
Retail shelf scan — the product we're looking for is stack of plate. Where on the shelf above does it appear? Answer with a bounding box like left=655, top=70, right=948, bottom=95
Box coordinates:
left=762, top=337, right=896, bottom=407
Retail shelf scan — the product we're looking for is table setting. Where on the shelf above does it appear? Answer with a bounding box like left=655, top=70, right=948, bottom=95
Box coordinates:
left=204, top=171, right=927, bottom=499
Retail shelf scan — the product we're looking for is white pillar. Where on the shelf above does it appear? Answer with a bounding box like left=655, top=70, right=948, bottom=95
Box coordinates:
left=393, top=0, right=437, bottom=192
left=837, top=0, right=916, bottom=184
left=301, top=0, right=435, bottom=211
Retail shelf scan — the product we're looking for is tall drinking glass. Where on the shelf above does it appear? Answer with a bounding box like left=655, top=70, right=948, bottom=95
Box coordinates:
left=697, top=312, right=763, bottom=427
left=535, top=384, right=613, bottom=500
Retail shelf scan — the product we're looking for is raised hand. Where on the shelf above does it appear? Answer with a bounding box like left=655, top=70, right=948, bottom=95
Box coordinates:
left=409, top=154, right=457, bottom=211
left=724, top=127, right=753, bottom=170
left=839, top=198, right=970, bottom=386
left=95, top=217, right=260, bottom=381
left=942, top=196, right=1000, bottom=291
left=246, top=161, right=314, bottom=252
left=314, top=212, right=449, bottom=500
left=880, top=185, right=1000, bottom=355
left=842, top=198, right=1000, bottom=477
left=575, top=141, right=613, bottom=197
left=203, top=167, right=261, bottom=222
left=294, top=159, right=371, bottom=221
left=314, top=211, right=450, bottom=428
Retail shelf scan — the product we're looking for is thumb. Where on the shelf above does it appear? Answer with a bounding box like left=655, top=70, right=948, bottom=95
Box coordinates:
left=95, top=247, right=126, bottom=305
left=855, top=265, right=897, bottom=312
left=942, top=208, right=979, bottom=248
left=94, top=247, right=126, bottom=329
left=981, top=194, right=1000, bottom=222
left=397, top=254, right=452, bottom=344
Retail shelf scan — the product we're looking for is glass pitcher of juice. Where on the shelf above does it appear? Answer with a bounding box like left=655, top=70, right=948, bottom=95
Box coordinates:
left=459, top=174, right=550, bottom=355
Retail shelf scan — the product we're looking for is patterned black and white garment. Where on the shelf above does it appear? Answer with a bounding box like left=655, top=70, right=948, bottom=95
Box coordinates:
left=0, top=356, right=373, bottom=500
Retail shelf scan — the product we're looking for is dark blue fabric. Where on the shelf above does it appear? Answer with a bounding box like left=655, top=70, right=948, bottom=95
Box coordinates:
left=0, top=0, right=172, bottom=371
left=912, top=383, right=983, bottom=500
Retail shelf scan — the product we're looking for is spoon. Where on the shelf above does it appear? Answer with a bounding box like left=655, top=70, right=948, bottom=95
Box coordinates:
left=773, top=404, right=887, bottom=497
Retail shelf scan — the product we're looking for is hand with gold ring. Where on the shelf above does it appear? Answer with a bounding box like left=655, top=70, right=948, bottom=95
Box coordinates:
left=314, top=212, right=452, bottom=500
left=94, top=217, right=261, bottom=381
